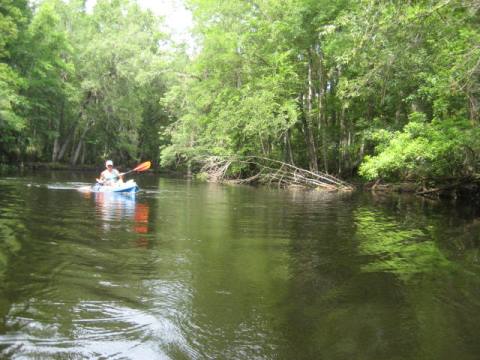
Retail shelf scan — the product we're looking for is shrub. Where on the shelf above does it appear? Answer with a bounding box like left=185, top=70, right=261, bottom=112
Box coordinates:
left=359, top=114, right=480, bottom=182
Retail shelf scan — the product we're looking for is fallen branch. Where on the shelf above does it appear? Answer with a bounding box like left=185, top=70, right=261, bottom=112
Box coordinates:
left=197, top=155, right=354, bottom=191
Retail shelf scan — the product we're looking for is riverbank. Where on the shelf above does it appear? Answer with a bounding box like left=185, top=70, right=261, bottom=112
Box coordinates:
left=364, top=178, right=480, bottom=200
left=3, top=162, right=480, bottom=200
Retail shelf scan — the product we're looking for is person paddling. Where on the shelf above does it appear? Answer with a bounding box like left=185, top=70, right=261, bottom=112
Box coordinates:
left=97, top=160, right=123, bottom=186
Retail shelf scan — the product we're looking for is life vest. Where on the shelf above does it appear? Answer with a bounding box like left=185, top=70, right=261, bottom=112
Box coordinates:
left=101, top=169, right=120, bottom=182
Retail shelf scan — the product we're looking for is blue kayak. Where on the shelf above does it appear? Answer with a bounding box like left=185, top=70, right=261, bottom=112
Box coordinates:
left=80, top=179, right=139, bottom=193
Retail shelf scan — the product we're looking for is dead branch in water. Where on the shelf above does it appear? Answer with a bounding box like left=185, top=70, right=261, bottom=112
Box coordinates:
left=198, top=156, right=354, bottom=191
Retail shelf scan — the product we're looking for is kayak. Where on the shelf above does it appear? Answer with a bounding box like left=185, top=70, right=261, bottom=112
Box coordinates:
left=79, top=179, right=139, bottom=193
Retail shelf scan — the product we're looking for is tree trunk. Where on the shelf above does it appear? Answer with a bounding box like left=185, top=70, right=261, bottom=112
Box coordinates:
left=338, top=107, right=346, bottom=175
left=81, top=141, right=86, bottom=165
left=51, top=101, right=65, bottom=162
left=283, top=129, right=294, bottom=165
left=71, top=127, right=89, bottom=165
left=317, top=50, right=328, bottom=173
left=61, top=94, right=94, bottom=163
left=71, top=141, right=82, bottom=166
left=395, top=91, right=403, bottom=126
left=469, top=93, right=478, bottom=123
left=305, top=56, right=318, bottom=172
left=301, top=115, right=318, bottom=173
left=321, top=119, right=328, bottom=173
left=52, top=137, right=60, bottom=162
left=57, top=134, right=72, bottom=161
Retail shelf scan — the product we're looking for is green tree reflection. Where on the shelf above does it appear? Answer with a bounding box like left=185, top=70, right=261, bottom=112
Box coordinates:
left=356, top=209, right=452, bottom=281
left=0, top=214, right=23, bottom=280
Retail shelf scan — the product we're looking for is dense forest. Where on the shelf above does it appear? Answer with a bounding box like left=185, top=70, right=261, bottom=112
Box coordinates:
left=0, top=0, right=170, bottom=167
left=1, top=0, right=479, bottom=186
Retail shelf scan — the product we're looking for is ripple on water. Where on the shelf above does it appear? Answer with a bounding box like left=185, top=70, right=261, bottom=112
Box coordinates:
left=46, top=182, right=92, bottom=191
left=5, top=175, right=480, bottom=359
left=1, top=296, right=194, bottom=359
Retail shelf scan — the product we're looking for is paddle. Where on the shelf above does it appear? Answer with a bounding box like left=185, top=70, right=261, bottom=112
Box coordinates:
left=120, top=161, right=151, bottom=177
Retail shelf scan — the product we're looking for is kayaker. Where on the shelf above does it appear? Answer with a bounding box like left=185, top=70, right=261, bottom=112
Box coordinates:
left=97, top=160, right=123, bottom=186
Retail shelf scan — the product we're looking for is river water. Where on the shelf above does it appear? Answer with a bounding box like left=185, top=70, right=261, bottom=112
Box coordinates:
left=0, top=172, right=480, bottom=359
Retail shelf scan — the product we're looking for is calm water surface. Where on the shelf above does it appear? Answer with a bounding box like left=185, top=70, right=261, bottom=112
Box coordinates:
left=1, top=172, right=480, bottom=359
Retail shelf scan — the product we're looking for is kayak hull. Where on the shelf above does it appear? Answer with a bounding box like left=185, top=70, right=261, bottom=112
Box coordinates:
left=80, top=180, right=139, bottom=193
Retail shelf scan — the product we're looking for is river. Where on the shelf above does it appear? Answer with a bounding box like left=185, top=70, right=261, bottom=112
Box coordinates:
left=0, top=172, right=479, bottom=359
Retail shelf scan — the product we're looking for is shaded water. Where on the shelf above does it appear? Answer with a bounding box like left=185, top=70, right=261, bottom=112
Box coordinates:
left=1, top=172, right=480, bottom=359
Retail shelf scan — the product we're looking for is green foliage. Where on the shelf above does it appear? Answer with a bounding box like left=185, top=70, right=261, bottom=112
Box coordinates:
left=161, top=0, right=307, bottom=171
left=332, top=1, right=480, bottom=182
left=66, top=0, right=169, bottom=163
left=0, top=0, right=29, bottom=161
left=195, top=171, right=209, bottom=182
left=0, top=0, right=171, bottom=165
left=163, top=0, right=480, bottom=181
left=0, top=63, right=24, bottom=131
left=1, top=0, right=480, bottom=185
left=360, top=115, right=480, bottom=181
left=20, top=0, right=76, bottom=160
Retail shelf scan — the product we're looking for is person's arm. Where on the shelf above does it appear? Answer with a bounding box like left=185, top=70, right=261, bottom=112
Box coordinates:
left=116, top=169, right=124, bottom=182
left=97, top=170, right=105, bottom=184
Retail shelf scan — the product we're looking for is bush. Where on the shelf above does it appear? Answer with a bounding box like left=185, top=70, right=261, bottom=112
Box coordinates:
left=359, top=114, right=480, bottom=182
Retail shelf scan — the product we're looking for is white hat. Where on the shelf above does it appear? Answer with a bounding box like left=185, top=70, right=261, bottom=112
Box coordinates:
left=106, top=160, right=113, bottom=167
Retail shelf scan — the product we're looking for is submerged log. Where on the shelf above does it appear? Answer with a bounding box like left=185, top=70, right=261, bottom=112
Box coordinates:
left=199, top=156, right=354, bottom=191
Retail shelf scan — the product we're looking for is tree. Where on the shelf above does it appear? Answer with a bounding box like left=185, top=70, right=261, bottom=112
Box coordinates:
left=162, top=0, right=480, bottom=187
left=1, top=0, right=171, bottom=166
left=0, top=0, right=30, bottom=162
left=21, top=0, right=76, bottom=161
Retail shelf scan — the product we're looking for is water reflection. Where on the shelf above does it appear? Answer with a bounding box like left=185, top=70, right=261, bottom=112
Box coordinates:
left=134, top=203, right=150, bottom=248
left=93, top=192, right=136, bottom=222
left=86, top=192, right=151, bottom=248
left=0, top=187, right=26, bottom=284
left=0, top=217, right=24, bottom=279
left=4, top=174, right=480, bottom=359
left=355, top=208, right=452, bottom=281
